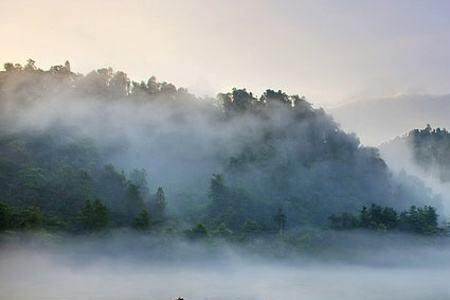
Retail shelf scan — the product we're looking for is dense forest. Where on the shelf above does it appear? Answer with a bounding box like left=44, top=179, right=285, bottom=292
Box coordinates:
left=329, top=204, right=441, bottom=235
left=0, top=60, right=446, bottom=241
left=409, top=125, right=450, bottom=182
left=381, top=125, right=450, bottom=183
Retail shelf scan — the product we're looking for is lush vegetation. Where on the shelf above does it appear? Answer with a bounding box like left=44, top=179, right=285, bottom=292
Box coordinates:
left=329, top=204, right=442, bottom=235
left=0, top=132, right=167, bottom=232
left=0, top=60, right=446, bottom=241
left=410, top=125, right=450, bottom=182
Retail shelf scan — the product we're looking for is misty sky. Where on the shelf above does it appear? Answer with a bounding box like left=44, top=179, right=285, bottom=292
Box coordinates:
left=2, top=0, right=450, bottom=106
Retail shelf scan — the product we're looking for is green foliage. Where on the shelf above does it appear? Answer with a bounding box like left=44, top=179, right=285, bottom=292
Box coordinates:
left=125, top=183, right=145, bottom=222
left=206, top=174, right=251, bottom=231
left=409, top=125, right=450, bottom=182
left=273, top=207, right=287, bottom=234
left=129, top=169, right=149, bottom=199
left=0, top=131, right=152, bottom=231
left=79, top=199, right=109, bottom=232
left=0, top=60, right=444, bottom=240
left=208, top=174, right=227, bottom=214
left=0, top=202, right=44, bottom=231
left=399, top=205, right=439, bottom=234
left=0, top=202, right=13, bottom=230
left=16, top=207, right=44, bottom=229
left=133, top=209, right=150, bottom=231
left=154, top=187, right=166, bottom=220
left=361, top=204, right=398, bottom=230
left=329, top=204, right=440, bottom=235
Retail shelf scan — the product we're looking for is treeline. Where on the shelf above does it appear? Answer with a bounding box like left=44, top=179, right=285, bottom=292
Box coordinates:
left=0, top=60, right=443, bottom=239
left=0, top=197, right=288, bottom=241
left=329, top=204, right=443, bottom=235
left=0, top=202, right=45, bottom=231
left=409, top=125, right=450, bottom=182
left=0, top=198, right=152, bottom=233
left=0, top=132, right=167, bottom=232
left=0, top=129, right=290, bottom=236
left=0, top=59, right=196, bottom=105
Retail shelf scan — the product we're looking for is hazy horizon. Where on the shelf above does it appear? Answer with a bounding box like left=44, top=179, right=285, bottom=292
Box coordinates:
left=2, top=0, right=450, bottom=106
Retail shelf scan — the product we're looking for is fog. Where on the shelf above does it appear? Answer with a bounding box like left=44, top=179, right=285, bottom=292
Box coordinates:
left=5, top=94, right=224, bottom=195
left=3, top=1, right=450, bottom=297
left=1, top=64, right=450, bottom=299
left=1, top=233, right=450, bottom=300
left=1, top=64, right=439, bottom=223
left=380, top=133, right=450, bottom=216
left=330, top=94, right=450, bottom=146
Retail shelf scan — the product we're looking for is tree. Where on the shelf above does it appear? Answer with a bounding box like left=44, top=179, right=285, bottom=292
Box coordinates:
left=146, top=76, right=160, bottom=94
left=110, top=71, right=130, bottom=97
left=360, top=206, right=370, bottom=228
left=399, top=205, right=438, bottom=234
left=261, top=89, right=290, bottom=106
left=330, top=204, right=440, bottom=235
left=133, top=209, right=150, bottom=231
left=208, top=174, right=227, bottom=216
left=273, top=207, right=287, bottom=234
left=125, top=183, right=145, bottom=223
left=3, top=63, right=16, bottom=72
left=381, top=206, right=398, bottom=229
left=154, top=187, right=166, bottom=220
left=14, top=207, right=43, bottom=230
left=80, top=199, right=108, bottom=231
left=0, top=202, right=44, bottom=231
left=64, top=60, right=71, bottom=72
left=129, top=169, right=149, bottom=199
left=24, top=59, right=37, bottom=71
left=361, top=204, right=398, bottom=230
left=0, top=202, right=13, bottom=231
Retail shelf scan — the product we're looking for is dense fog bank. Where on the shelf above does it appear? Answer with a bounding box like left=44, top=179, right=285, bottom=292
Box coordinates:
left=1, top=232, right=450, bottom=300
left=2, top=231, right=450, bottom=266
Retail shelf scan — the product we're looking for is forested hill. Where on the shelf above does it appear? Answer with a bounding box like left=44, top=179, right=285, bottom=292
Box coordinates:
left=0, top=60, right=440, bottom=235
left=381, top=125, right=450, bottom=183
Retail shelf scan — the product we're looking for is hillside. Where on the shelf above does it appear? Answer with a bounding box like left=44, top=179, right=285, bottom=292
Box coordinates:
left=0, top=60, right=440, bottom=235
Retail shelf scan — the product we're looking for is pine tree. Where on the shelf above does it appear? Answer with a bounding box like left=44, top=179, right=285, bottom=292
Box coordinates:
left=133, top=209, right=150, bottom=231
left=208, top=174, right=227, bottom=216
left=273, top=207, right=287, bottom=235
left=155, top=187, right=166, bottom=220
left=80, top=199, right=108, bottom=231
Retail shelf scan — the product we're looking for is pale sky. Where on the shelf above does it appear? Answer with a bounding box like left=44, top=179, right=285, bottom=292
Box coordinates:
left=1, top=0, right=450, bottom=106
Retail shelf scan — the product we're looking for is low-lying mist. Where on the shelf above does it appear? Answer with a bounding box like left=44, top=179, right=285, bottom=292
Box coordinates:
left=1, top=62, right=450, bottom=300
left=380, top=126, right=450, bottom=215
left=1, top=232, right=450, bottom=300
left=0, top=61, right=441, bottom=226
